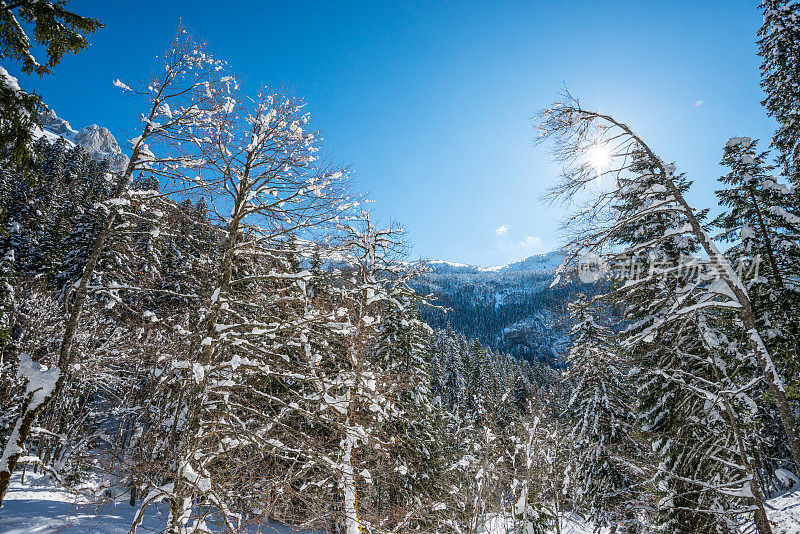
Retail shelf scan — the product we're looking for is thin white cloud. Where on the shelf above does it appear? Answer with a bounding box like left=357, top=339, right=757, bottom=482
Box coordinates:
left=494, top=225, right=509, bottom=236
left=496, top=234, right=546, bottom=258
left=520, top=235, right=543, bottom=250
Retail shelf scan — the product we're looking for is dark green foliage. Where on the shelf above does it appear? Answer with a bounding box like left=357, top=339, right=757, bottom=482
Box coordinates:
left=0, top=73, right=42, bottom=166
left=564, top=295, right=643, bottom=531
left=0, top=0, right=103, bottom=77
left=759, top=0, right=800, bottom=182
left=714, top=137, right=800, bottom=401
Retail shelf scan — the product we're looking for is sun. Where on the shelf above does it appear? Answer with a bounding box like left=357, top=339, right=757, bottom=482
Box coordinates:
left=587, top=143, right=612, bottom=171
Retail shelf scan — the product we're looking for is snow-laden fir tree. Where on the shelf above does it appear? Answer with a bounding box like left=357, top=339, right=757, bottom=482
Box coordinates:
left=362, top=297, right=451, bottom=531
left=714, top=137, right=800, bottom=401
left=538, top=98, right=780, bottom=533
left=759, top=0, right=800, bottom=182
left=564, top=294, right=644, bottom=533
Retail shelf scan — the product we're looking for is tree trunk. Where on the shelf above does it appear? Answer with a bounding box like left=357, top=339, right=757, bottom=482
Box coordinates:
left=665, top=177, right=800, bottom=470
left=340, top=430, right=363, bottom=534
left=701, top=317, right=773, bottom=534
left=0, top=145, right=141, bottom=505
left=595, top=109, right=800, bottom=472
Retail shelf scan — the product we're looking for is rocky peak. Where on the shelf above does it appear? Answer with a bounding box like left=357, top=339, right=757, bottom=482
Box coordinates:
left=39, top=109, right=74, bottom=136
left=74, top=124, right=122, bottom=156
left=38, top=109, right=129, bottom=173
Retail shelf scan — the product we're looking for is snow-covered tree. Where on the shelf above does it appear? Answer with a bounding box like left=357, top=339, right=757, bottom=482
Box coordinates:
left=123, top=82, right=348, bottom=532
left=759, top=0, right=800, bottom=182
left=0, top=1, right=102, bottom=165
left=538, top=98, right=780, bottom=533
left=564, top=294, right=644, bottom=532
left=714, top=136, right=800, bottom=400
left=0, top=27, right=232, bottom=505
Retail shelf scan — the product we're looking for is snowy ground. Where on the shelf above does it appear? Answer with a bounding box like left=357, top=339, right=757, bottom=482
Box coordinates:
left=1, top=472, right=798, bottom=533
left=0, top=471, right=168, bottom=533
left=0, top=472, right=307, bottom=533
left=765, top=488, right=800, bottom=534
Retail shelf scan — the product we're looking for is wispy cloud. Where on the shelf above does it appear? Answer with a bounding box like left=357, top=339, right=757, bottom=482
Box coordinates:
left=520, top=235, right=543, bottom=250
left=495, top=229, right=546, bottom=262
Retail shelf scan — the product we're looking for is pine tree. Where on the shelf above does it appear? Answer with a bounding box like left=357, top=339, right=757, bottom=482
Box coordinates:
left=564, top=294, right=642, bottom=532
left=0, top=1, right=102, bottom=165
left=714, top=137, right=800, bottom=400
left=759, top=0, right=800, bottom=182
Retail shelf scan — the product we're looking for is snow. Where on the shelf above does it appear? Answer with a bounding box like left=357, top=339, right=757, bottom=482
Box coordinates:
left=0, top=472, right=321, bottom=533
left=16, top=355, right=60, bottom=410
left=0, top=66, right=21, bottom=93
left=767, top=487, right=800, bottom=534
left=0, top=356, right=61, bottom=474
left=726, top=137, right=753, bottom=149
left=113, top=79, right=132, bottom=92
left=0, top=471, right=167, bottom=533
left=4, top=471, right=800, bottom=533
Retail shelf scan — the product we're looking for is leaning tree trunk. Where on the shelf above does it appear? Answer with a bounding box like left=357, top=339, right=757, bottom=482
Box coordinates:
left=598, top=109, right=800, bottom=472
left=0, top=146, right=143, bottom=504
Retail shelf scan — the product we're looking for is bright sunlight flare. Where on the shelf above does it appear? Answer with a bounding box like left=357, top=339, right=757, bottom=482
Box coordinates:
left=587, top=143, right=612, bottom=171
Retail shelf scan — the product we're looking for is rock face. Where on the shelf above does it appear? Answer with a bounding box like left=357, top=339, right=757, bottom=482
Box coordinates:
left=39, top=109, right=74, bottom=136
left=73, top=124, right=129, bottom=173
left=38, top=109, right=130, bottom=173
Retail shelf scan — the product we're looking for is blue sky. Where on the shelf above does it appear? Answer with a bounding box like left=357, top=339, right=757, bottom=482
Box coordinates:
left=10, top=0, right=777, bottom=266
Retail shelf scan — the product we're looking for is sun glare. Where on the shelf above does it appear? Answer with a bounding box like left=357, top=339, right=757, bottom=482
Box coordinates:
left=587, top=143, right=612, bottom=171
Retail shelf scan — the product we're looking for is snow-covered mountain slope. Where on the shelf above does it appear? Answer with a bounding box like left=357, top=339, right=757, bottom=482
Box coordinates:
left=424, top=252, right=563, bottom=275
left=418, top=251, right=581, bottom=366
left=38, top=109, right=129, bottom=173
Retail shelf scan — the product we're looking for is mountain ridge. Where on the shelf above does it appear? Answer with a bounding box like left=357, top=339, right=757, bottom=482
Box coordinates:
left=38, top=109, right=129, bottom=173
left=423, top=250, right=563, bottom=275
left=418, top=250, right=575, bottom=367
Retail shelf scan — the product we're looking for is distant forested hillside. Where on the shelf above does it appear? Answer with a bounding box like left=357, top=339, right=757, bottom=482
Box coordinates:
left=417, top=253, right=582, bottom=367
